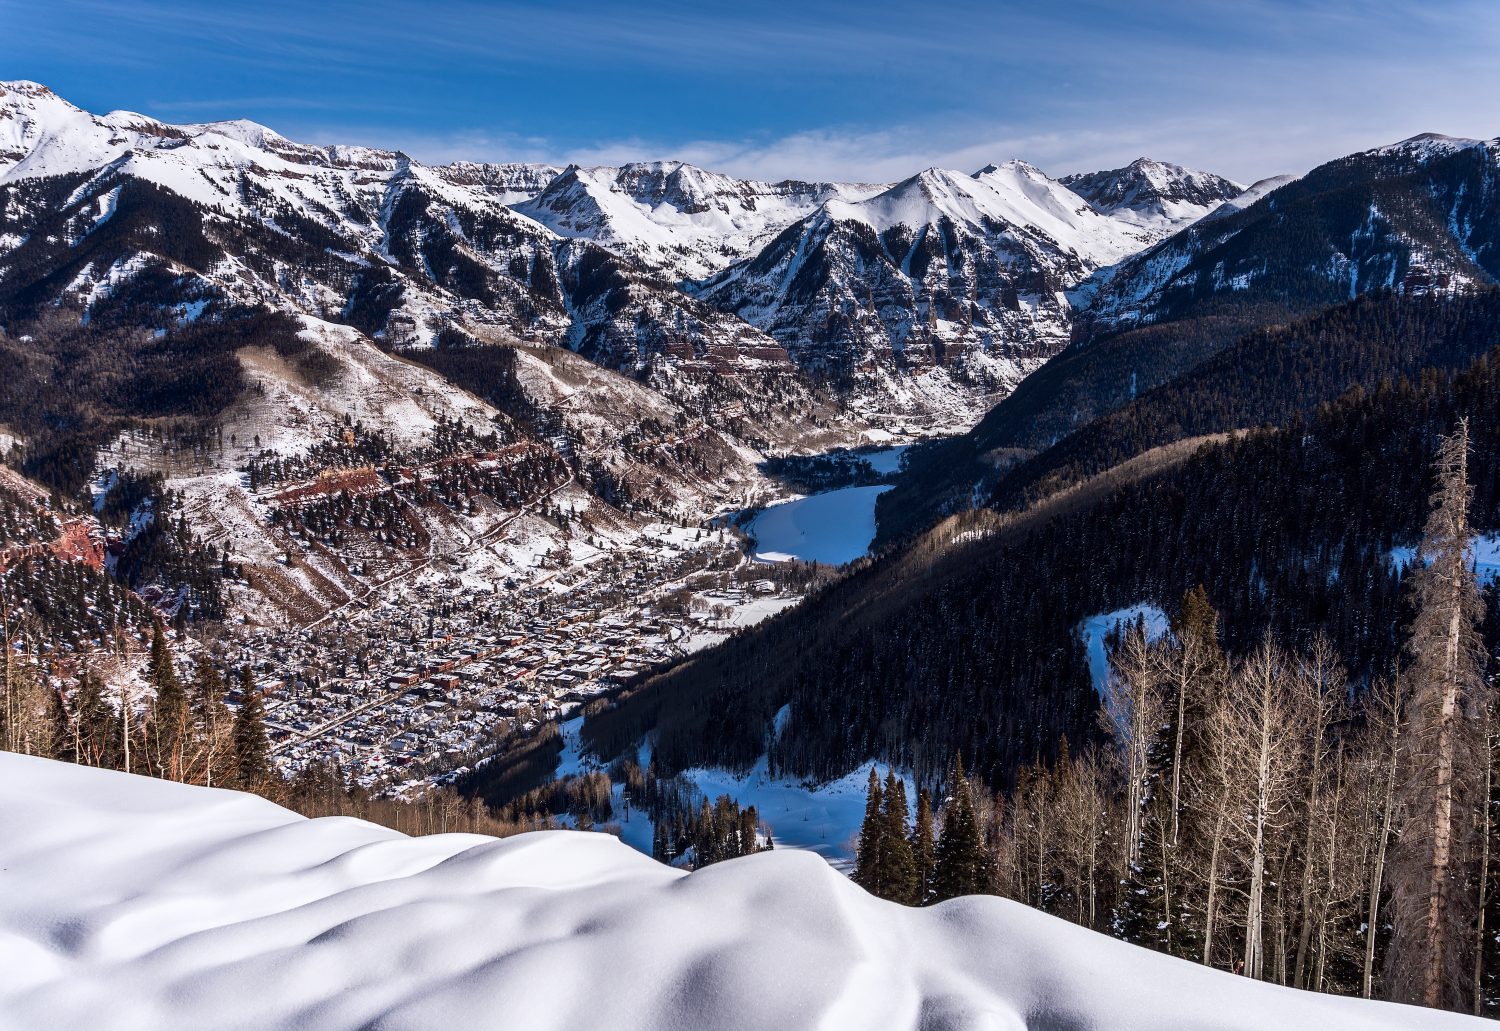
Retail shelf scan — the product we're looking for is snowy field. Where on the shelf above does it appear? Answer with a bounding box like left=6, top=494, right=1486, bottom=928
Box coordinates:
left=682, top=758, right=909, bottom=871
left=1390, top=532, right=1500, bottom=583
left=0, top=753, right=1474, bottom=1031
left=556, top=714, right=898, bottom=868
left=861, top=444, right=909, bottom=475
left=747, top=484, right=893, bottom=565
left=1079, top=603, right=1171, bottom=696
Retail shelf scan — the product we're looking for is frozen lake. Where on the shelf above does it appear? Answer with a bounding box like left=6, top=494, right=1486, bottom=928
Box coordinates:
left=861, top=444, right=908, bottom=475
left=747, top=484, right=894, bottom=565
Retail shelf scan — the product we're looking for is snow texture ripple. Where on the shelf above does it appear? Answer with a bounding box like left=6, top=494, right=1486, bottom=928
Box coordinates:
left=0, top=753, right=1478, bottom=1031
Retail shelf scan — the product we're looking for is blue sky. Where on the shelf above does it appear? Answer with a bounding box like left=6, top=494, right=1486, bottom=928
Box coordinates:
left=3, top=0, right=1497, bottom=183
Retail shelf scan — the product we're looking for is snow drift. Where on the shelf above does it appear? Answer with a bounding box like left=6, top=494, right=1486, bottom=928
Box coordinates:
left=0, top=752, right=1476, bottom=1030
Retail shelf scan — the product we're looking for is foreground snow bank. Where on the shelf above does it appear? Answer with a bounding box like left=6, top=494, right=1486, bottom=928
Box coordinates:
left=0, top=754, right=1475, bottom=1031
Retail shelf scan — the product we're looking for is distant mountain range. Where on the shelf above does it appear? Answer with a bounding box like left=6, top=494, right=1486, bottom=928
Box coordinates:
left=0, top=79, right=1248, bottom=428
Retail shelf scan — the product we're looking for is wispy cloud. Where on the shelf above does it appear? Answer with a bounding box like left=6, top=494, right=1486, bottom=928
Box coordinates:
left=4, top=0, right=1497, bottom=184
left=334, top=112, right=1490, bottom=187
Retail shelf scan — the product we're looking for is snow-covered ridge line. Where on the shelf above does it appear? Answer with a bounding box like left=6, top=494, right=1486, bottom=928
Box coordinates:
left=0, top=78, right=1240, bottom=274
left=0, top=78, right=1256, bottom=425
left=0, top=753, right=1474, bottom=1030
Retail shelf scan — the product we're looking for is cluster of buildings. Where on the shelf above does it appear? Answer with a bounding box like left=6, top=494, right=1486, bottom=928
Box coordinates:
left=225, top=523, right=785, bottom=789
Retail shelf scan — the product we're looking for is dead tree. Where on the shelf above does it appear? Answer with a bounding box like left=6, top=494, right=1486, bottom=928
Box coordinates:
left=1387, top=420, right=1491, bottom=1011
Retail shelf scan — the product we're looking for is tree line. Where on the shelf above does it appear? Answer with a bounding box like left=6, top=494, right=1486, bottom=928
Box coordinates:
left=1, top=620, right=272, bottom=792
left=582, top=344, right=1500, bottom=797
left=851, top=423, right=1495, bottom=1014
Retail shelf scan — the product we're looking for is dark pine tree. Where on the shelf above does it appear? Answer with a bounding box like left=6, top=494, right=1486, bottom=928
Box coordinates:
left=933, top=756, right=992, bottom=902
left=232, top=667, right=272, bottom=793
left=882, top=771, right=918, bottom=904
left=853, top=768, right=886, bottom=897
left=912, top=788, right=937, bottom=905
left=148, top=621, right=185, bottom=780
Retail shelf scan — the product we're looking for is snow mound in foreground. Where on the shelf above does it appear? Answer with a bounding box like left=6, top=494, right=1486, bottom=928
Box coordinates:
left=0, top=753, right=1474, bottom=1031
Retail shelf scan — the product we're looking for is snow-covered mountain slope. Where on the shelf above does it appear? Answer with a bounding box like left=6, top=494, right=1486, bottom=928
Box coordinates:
left=0, top=752, right=1474, bottom=1031
left=514, top=161, right=883, bottom=279
left=434, top=159, right=566, bottom=204
left=1061, top=157, right=1246, bottom=239
left=1081, top=133, right=1500, bottom=336
left=694, top=161, right=1173, bottom=421
left=0, top=81, right=803, bottom=411
left=0, top=79, right=1245, bottom=428
left=1197, top=172, right=1301, bottom=223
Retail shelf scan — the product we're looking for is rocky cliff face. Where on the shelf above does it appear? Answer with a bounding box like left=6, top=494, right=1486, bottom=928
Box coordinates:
left=0, top=80, right=1245, bottom=431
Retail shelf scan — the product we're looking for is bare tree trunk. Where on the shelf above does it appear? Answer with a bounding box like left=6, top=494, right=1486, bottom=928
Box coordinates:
left=1389, top=420, right=1489, bottom=1010
left=1476, top=708, right=1493, bottom=1016
left=1203, top=805, right=1226, bottom=966
left=1159, top=826, right=1174, bottom=954
left=121, top=681, right=131, bottom=774
left=1365, top=705, right=1399, bottom=999
left=1244, top=663, right=1275, bottom=980
left=1171, top=658, right=1188, bottom=846
left=1106, top=627, right=1165, bottom=876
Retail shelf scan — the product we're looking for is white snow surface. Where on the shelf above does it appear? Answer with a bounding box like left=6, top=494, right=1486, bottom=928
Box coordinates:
left=0, top=753, right=1474, bottom=1031
left=1389, top=532, right=1500, bottom=584
left=747, top=484, right=893, bottom=565
left=1201, top=173, right=1301, bottom=222
left=1080, top=603, right=1171, bottom=697
left=828, top=161, right=1150, bottom=268
left=862, top=443, right=909, bottom=474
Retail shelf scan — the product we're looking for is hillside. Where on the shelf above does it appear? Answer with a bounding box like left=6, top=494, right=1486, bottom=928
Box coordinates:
left=0, top=751, right=1472, bottom=1031
left=878, top=289, right=1500, bottom=542
left=878, top=134, right=1500, bottom=543
left=584, top=340, right=1500, bottom=787
left=1083, top=133, right=1500, bottom=337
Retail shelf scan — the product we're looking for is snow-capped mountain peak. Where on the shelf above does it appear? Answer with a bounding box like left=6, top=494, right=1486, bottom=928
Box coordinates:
left=1366, top=131, right=1496, bottom=166
left=180, top=117, right=286, bottom=149
left=830, top=161, right=1144, bottom=267
left=1061, top=157, right=1245, bottom=237
left=0, top=81, right=1257, bottom=431
left=514, top=159, right=881, bottom=278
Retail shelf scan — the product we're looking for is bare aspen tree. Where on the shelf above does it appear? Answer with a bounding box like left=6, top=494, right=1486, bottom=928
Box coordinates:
left=1311, top=743, right=1359, bottom=992
left=1008, top=759, right=1052, bottom=909
left=1186, top=725, right=1236, bottom=968
left=1053, top=744, right=1110, bottom=929
left=1388, top=420, right=1491, bottom=1011
left=1475, top=703, right=1495, bottom=1016
left=1359, top=675, right=1408, bottom=999
left=1291, top=636, right=1347, bottom=989
left=1105, top=623, right=1166, bottom=875
left=1212, top=635, right=1304, bottom=980
left=1164, top=587, right=1222, bottom=846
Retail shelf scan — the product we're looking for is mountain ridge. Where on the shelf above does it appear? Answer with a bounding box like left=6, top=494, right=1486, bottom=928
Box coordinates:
left=0, top=78, right=1245, bottom=429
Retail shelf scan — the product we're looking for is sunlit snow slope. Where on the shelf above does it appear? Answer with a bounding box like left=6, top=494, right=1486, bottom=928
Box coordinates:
left=0, top=753, right=1475, bottom=1031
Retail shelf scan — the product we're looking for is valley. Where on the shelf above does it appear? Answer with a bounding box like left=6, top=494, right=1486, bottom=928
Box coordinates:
left=230, top=438, right=912, bottom=797
left=3, top=64, right=1500, bottom=1024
